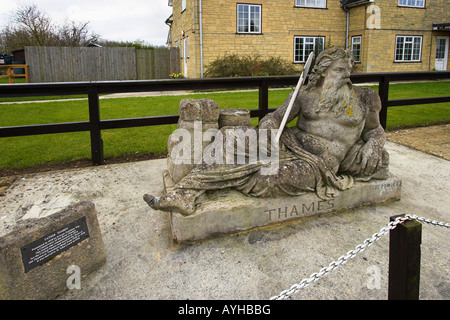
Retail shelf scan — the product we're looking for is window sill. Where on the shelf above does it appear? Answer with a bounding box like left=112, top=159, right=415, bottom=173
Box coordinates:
left=397, top=5, right=426, bottom=9
left=393, top=60, right=422, bottom=63
left=235, top=32, right=263, bottom=35
left=294, top=6, right=327, bottom=9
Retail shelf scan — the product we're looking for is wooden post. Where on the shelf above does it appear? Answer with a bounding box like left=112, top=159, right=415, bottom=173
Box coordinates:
left=88, top=86, right=104, bottom=165
left=258, top=81, right=269, bottom=120
left=8, top=66, right=13, bottom=84
left=24, top=64, right=29, bottom=83
left=388, top=214, right=422, bottom=300
left=378, top=75, right=389, bottom=130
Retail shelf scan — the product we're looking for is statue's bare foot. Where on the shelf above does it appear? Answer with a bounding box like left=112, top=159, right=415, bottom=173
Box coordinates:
left=143, top=191, right=197, bottom=215
left=143, top=194, right=160, bottom=209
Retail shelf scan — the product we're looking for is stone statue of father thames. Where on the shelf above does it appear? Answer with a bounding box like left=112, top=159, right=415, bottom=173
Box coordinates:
left=144, top=48, right=389, bottom=215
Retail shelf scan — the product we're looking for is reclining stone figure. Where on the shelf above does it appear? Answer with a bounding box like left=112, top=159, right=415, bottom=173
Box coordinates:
left=144, top=48, right=389, bottom=215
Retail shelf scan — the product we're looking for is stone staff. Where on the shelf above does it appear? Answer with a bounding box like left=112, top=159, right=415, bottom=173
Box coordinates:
left=274, top=51, right=314, bottom=144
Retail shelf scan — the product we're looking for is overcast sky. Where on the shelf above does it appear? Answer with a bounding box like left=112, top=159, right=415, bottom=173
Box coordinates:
left=0, top=0, right=173, bottom=46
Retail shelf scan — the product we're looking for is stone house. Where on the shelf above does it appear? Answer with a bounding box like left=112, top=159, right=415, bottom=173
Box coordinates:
left=166, top=0, right=449, bottom=78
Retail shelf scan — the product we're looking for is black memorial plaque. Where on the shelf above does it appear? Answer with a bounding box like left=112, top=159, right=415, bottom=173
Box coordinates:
left=21, top=216, right=90, bottom=273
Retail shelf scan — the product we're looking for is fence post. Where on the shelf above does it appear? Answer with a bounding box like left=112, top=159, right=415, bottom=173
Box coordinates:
left=378, top=75, right=389, bottom=130
left=388, top=214, right=422, bottom=300
left=88, top=86, right=104, bottom=165
left=259, top=81, right=269, bottom=120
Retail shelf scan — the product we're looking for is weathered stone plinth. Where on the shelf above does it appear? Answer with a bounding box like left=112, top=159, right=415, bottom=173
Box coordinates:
left=0, top=201, right=105, bottom=300
left=163, top=171, right=401, bottom=243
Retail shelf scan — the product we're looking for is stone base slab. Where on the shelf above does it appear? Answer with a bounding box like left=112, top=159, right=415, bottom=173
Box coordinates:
left=0, top=201, right=106, bottom=299
left=163, top=171, right=402, bottom=243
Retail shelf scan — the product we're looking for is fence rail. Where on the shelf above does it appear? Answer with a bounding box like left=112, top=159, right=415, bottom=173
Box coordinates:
left=0, top=71, right=449, bottom=165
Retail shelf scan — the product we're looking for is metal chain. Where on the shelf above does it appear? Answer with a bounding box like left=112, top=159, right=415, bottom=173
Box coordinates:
left=406, top=214, right=450, bottom=229
left=270, top=214, right=449, bottom=300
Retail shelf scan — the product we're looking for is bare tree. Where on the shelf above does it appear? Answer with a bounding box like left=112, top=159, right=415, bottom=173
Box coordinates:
left=0, top=4, right=100, bottom=53
left=12, top=4, right=56, bottom=46
left=57, top=20, right=99, bottom=47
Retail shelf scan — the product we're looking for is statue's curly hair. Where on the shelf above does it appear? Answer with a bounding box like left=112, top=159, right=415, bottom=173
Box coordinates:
left=307, top=48, right=354, bottom=89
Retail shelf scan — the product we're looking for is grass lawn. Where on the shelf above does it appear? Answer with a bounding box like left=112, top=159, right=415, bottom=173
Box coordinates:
left=0, top=77, right=27, bottom=84
left=0, top=81, right=449, bottom=171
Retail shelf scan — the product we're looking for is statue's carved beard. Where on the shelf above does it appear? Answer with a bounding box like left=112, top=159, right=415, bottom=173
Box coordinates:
left=315, top=80, right=354, bottom=117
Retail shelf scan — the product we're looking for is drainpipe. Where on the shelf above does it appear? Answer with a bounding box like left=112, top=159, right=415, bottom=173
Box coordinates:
left=199, top=0, right=204, bottom=78
left=341, top=0, right=375, bottom=49
left=342, top=2, right=350, bottom=49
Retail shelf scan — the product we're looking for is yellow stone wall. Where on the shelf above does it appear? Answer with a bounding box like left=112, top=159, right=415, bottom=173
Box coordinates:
left=169, top=0, right=449, bottom=77
left=171, top=0, right=347, bottom=78
left=349, top=0, right=450, bottom=73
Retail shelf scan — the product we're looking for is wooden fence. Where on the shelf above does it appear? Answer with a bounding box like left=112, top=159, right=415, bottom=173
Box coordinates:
left=0, top=64, right=29, bottom=83
left=24, top=46, right=180, bottom=82
left=1, top=71, right=449, bottom=166
left=136, top=47, right=180, bottom=80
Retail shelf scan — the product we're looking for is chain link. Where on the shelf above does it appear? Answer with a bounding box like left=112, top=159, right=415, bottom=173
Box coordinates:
left=270, top=214, right=449, bottom=300
left=406, top=214, right=450, bottom=229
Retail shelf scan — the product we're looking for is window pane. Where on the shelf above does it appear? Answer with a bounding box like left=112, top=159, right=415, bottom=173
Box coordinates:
left=296, top=0, right=325, bottom=8
left=436, top=39, right=446, bottom=59
left=295, top=37, right=304, bottom=62
left=315, top=37, right=324, bottom=51
left=250, top=6, right=260, bottom=32
left=413, top=37, right=421, bottom=61
left=237, top=5, right=249, bottom=33
left=352, top=37, right=361, bottom=62
left=396, top=37, right=404, bottom=61
left=304, top=37, right=314, bottom=58
left=404, top=41, right=413, bottom=60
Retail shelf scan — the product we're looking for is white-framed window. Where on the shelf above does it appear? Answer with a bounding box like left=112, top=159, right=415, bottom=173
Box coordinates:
left=351, top=36, right=362, bottom=63
left=237, top=4, right=261, bottom=34
left=395, top=36, right=422, bottom=62
left=181, top=0, right=186, bottom=12
left=294, top=36, right=325, bottom=63
left=398, top=0, right=425, bottom=8
left=295, top=0, right=326, bottom=8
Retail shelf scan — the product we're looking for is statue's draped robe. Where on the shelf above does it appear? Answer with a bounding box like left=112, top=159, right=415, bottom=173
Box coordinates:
left=174, top=126, right=355, bottom=201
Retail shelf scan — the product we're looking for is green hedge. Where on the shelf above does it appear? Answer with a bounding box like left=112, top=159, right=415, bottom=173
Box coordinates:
left=204, top=55, right=297, bottom=77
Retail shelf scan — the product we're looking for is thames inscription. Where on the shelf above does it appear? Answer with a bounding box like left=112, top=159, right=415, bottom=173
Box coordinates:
left=265, top=199, right=335, bottom=222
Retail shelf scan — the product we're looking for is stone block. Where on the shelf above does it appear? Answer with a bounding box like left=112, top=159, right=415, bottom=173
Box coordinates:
left=167, top=98, right=221, bottom=183
left=162, top=171, right=401, bottom=243
left=0, top=201, right=105, bottom=300
left=219, top=109, right=252, bottom=128
left=179, top=98, right=220, bottom=122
